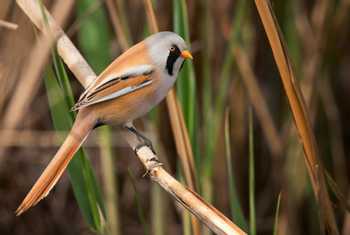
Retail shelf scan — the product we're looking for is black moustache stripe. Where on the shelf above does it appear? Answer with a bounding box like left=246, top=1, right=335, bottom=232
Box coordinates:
left=165, top=45, right=181, bottom=76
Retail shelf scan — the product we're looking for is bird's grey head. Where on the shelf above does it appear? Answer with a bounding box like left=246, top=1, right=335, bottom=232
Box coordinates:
left=145, top=31, right=192, bottom=77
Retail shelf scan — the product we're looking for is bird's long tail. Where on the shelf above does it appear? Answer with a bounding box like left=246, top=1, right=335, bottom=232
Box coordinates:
left=16, top=111, right=96, bottom=215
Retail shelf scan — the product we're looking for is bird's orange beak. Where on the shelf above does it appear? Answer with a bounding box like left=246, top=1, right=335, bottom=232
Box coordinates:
left=181, top=50, right=193, bottom=60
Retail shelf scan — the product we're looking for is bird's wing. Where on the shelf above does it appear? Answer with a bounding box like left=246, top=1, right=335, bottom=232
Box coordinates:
left=73, top=65, right=154, bottom=110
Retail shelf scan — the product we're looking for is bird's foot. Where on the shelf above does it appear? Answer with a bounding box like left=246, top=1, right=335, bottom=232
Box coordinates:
left=126, top=125, right=156, bottom=154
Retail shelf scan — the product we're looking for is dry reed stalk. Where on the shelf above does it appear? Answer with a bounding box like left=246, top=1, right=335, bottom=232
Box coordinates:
left=290, top=0, right=330, bottom=141
left=0, top=63, right=6, bottom=111
left=0, top=130, right=64, bottom=147
left=113, top=0, right=131, bottom=41
left=0, top=1, right=12, bottom=19
left=233, top=47, right=282, bottom=157
left=2, top=0, right=74, bottom=129
left=221, top=11, right=282, bottom=159
left=344, top=214, right=350, bottom=235
left=254, top=1, right=339, bottom=234
left=319, top=80, right=348, bottom=191
left=99, top=127, right=121, bottom=235
left=143, top=0, right=159, bottom=32
left=0, top=130, right=105, bottom=147
left=16, top=0, right=95, bottom=87
left=16, top=1, right=246, bottom=234
left=301, top=0, right=329, bottom=106
left=143, top=1, right=200, bottom=234
left=0, top=6, right=35, bottom=113
left=228, top=80, right=247, bottom=155
left=166, top=90, right=197, bottom=190
left=311, top=0, right=328, bottom=34
left=105, top=0, right=129, bottom=51
left=0, top=0, right=74, bottom=162
left=334, top=0, right=350, bottom=29
left=281, top=7, right=325, bottom=167
left=66, top=0, right=103, bottom=37
left=0, top=20, right=18, bottom=30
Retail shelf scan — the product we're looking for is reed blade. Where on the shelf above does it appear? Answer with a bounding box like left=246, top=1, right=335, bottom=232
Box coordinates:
left=45, top=59, right=105, bottom=232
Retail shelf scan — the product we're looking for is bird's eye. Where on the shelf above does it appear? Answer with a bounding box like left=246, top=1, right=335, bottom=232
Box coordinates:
left=170, top=46, right=175, bottom=52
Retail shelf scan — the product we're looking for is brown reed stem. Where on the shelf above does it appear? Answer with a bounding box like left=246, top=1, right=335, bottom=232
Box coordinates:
left=0, top=0, right=74, bottom=164
left=105, top=0, right=129, bottom=51
left=233, top=47, right=282, bottom=157
left=0, top=20, right=18, bottom=30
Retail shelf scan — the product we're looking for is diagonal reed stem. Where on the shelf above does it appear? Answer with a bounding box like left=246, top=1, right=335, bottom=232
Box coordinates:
left=105, top=0, right=129, bottom=51
left=233, top=47, right=282, bottom=157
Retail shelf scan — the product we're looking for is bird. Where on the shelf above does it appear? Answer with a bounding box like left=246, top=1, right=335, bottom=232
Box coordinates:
left=16, top=31, right=193, bottom=215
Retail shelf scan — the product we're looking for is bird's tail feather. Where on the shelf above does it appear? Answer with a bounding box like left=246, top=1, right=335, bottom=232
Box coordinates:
left=16, top=112, right=96, bottom=215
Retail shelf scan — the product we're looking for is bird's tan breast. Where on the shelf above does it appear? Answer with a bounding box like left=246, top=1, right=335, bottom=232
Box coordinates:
left=91, top=71, right=164, bottom=125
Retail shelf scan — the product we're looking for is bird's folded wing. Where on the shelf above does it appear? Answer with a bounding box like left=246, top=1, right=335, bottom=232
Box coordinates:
left=72, top=65, right=154, bottom=110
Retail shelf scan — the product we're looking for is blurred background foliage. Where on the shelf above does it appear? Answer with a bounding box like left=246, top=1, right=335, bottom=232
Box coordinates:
left=0, top=0, right=349, bottom=234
